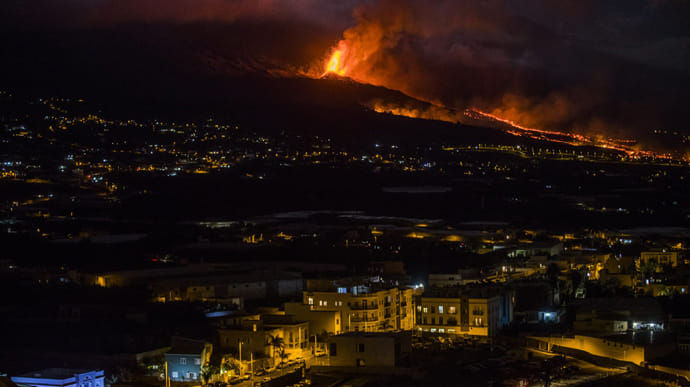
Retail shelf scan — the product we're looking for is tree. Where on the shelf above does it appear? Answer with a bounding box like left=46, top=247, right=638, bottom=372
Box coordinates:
left=639, top=259, right=658, bottom=281
left=142, top=355, right=166, bottom=378
left=267, top=335, right=285, bottom=367
left=201, top=362, right=219, bottom=385
left=221, top=358, right=240, bottom=375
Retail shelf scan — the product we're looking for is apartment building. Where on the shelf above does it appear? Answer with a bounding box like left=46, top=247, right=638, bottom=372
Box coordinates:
left=301, top=279, right=417, bottom=333
left=416, top=285, right=514, bottom=337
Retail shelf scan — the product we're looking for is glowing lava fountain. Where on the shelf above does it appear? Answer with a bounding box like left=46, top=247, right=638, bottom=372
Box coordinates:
left=322, top=44, right=347, bottom=77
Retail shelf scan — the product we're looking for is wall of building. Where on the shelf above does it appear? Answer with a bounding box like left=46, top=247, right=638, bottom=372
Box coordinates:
left=303, top=287, right=415, bottom=333
left=327, top=336, right=397, bottom=367
left=284, top=303, right=341, bottom=336
left=218, top=329, right=271, bottom=357
left=641, top=251, right=679, bottom=267
left=165, top=354, right=203, bottom=381
left=416, top=294, right=511, bottom=337
left=528, top=335, right=646, bottom=365
left=277, top=279, right=303, bottom=298
left=11, top=370, right=105, bottom=387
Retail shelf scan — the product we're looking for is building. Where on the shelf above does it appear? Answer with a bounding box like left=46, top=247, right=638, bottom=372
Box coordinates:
left=217, top=314, right=310, bottom=362
left=284, top=302, right=342, bottom=337
left=427, top=273, right=478, bottom=288
left=11, top=369, right=104, bottom=387
left=640, top=250, right=680, bottom=269
left=510, top=280, right=559, bottom=323
left=416, top=284, right=514, bottom=336
left=327, top=332, right=411, bottom=367
left=527, top=333, right=675, bottom=366
left=598, top=256, right=635, bottom=288
left=165, top=337, right=212, bottom=382
left=572, top=297, right=665, bottom=335
left=263, top=315, right=310, bottom=356
left=302, top=280, right=416, bottom=333
left=87, top=264, right=303, bottom=303
left=507, top=242, right=564, bottom=258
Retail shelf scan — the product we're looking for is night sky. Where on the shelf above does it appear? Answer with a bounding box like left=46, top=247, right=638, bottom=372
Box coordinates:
left=1, top=0, right=689, bottom=147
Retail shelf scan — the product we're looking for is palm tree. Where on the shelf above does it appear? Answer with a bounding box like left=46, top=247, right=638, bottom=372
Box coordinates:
left=200, top=362, right=218, bottom=386
left=267, top=335, right=285, bottom=368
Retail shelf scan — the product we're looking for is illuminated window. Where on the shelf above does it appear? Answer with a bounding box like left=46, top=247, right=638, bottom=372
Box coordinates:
left=417, top=305, right=422, bottom=311
left=423, top=307, right=428, bottom=313
left=308, top=297, right=313, bottom=305
left=449, top=306, right=456, bottom=314
left=172, top=372, right=178, bottom=379
left=180, top=357, right=187, bottom=365
left=324, top=301, right=328, bottom=306
left=439, top=306, right=444, bottom=314
left=195, top=358, right=201, bottom=365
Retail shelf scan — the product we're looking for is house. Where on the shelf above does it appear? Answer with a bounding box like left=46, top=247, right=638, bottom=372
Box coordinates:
left=217, top=313, right=310, bottom=363
left=327, top=332, right=412, bottom=367
left=165, top=337, right=212, bottom=382
left=10, top=369, right=104, bottom=387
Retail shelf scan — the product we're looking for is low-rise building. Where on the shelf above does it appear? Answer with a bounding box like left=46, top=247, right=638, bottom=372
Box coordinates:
left=327, top=332, right=411, bottom=368
left=572, top=297, right=664, bottom=335
left=11, top=369, right=104, bottom=387
left=641, top=249, right=680, bottom=269
left=217, top=314, right=310, bottom=362
left=165, top=337, right=212, bottom=382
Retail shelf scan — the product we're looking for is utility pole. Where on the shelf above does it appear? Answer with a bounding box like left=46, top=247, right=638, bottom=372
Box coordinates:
left=165, top=361, right=169, bottom=387
left=239, top=341, right=243, bottom=378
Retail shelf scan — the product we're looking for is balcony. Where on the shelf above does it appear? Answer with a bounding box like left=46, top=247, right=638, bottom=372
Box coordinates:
left=351, top=316, right=379, bottom=323
left=350, top=303, right=379, bottom=310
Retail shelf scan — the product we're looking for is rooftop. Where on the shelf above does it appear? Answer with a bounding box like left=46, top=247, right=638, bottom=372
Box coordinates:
left=168, top=337, right=208, bottom=355
left=14, top=369, right=90, bottom=380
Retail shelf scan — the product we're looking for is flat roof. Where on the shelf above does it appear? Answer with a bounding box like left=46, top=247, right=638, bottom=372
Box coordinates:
left=14, top=369, right=94, bottom=380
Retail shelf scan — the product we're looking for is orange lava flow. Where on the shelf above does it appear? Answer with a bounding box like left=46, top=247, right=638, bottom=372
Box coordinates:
left=369, top=101, right=685, bottom=161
